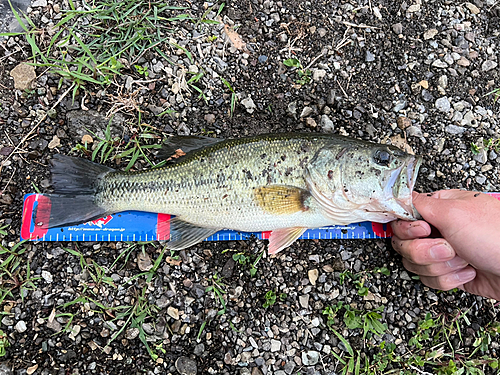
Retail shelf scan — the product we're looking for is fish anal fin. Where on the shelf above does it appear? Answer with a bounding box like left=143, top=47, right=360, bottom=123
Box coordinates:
left=268, top=227, right=307, bottom=255
left=254, top=185, right=309, bottom=215
left=167, top=218, right=221, bottom=250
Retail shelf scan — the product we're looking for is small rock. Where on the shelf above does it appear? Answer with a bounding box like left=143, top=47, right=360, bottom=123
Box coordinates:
left=300, top=106, right=314, bottom=118
left=15, top=320, right=27, bottom=333
left=287, top=102, right=297, bottom=116
left=299, top=295, right=309, bottom=309
left=270, top=339, right=281, bottom=352
left=432, top=60, right=448, bottom=68
left=396, top=116, right=411, bottom=129
left=419, top=80, right=429, bottom=89
left=258, top=55, right=268, bottom=63
left=204, top=114, right=215, bottom=124
left=177, top=123, right=191, bottom=136
left=365, top=51, right=375, bottom=62
left=466, top=2, right=480, bottom=14
left=476, top=175, right=487, bottom=185
left=175, top=356, right=197, bottom=375
left=41, top=270, right=53, bottom=283
left=125, top=328, right=139, bottom=340
left=305, top=117, right=317, bottom=128
left=301, top=351, right=319, bottom=366
left=241, top=97, right=256, bottom=114
left=423, top=29, right=438, bottom=40
left=392, top=100, right=407, bottom=112
left=32, top=0, right=47, bottom=6
left=320, top=115, right=334, bottom=132
left=482, top=60, right=497, bottom=72
left=312, top=69, right=326, bottom=81
left=473, top=149, right=488, bottom=164
left=167, top=306, right=180, bottom=320
left=435, top=97, right=451, bottom=113
left=137, top=252, right=152, bottom=271
left=457, top=56, right=470, bottom=67
left=392, top=23, right=403, bottom=34
left=438, top=75, right=448, bottom=89
left=308, top=269, right=319, bottom=286
left=445, top=125, right=466, bottom=135
left=193, top=343, right=205, bottom=356
left=421, top=89, right=434, bottom=102
left=10, top=63, right=37, bottom=90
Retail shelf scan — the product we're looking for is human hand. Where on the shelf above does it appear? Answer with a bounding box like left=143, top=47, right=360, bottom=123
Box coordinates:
left=390, top=190, right=500, bottom=300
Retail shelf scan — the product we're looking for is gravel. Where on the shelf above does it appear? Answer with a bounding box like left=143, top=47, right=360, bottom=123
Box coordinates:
left=0, top=0, right=499, bottom=374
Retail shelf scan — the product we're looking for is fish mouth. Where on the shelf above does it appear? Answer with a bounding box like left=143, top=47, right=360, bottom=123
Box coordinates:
left=396, top=155, right=422, bottom=220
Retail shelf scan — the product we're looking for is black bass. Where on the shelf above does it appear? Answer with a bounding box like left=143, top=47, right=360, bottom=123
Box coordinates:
left=43, top=133, right=421, bottom=253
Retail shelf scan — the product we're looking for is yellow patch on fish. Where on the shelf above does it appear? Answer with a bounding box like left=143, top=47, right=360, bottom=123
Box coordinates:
left=253, top=185, right=307, bottom=215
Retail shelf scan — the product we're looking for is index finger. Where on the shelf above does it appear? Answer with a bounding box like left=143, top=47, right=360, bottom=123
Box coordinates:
left=391, top=220, right=431, bottom=240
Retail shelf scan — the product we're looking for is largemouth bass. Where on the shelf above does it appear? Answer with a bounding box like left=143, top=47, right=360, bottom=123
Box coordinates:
left=43, top=133, right=421, bottom=253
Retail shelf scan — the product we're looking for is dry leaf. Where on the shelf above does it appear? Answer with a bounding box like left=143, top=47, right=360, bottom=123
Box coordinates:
left=223, top=24, right=249, bottom=52
left=48, top=308, right=56, bottom=323
left=390, top=134, right=414, bottom=155
left=48, top=135, right=61, bottom=149
left=81, top=134, right=93, bottom=144
left=165, top=256, right=182, bottom=266
left=137, top=252, right=153, bottom=271
left=27, top=364, right=38, bottom=375
left=167, top=149, right=187, bottom=161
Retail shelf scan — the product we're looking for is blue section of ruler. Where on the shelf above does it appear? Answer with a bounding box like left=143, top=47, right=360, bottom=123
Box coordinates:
left=20, top=194, right=392, bottom=242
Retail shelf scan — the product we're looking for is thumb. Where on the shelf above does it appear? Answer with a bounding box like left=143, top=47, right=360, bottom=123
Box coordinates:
left=412, top=190, right=469, bottom=228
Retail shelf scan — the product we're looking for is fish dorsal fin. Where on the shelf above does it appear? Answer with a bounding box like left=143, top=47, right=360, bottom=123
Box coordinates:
left=253, top=185, right=310, bottom=215
left=166, top=217, right=221, bottom=250
left=157, top=135, right=223, bottom=161
left=268, top=227, right=307, bottom=254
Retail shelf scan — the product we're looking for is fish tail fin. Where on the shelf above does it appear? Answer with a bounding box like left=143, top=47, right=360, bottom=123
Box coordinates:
left=40, top=155, right=115, bottom=228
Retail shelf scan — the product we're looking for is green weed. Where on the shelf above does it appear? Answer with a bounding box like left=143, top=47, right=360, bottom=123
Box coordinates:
left=220, top=76, right=237, bottom=118
left=283, top=58, right=312, bottom=85
left=262, top=290, right=286, bottom=309
left=0, top=330, right=9, bottom=357
left=206, top=273, right=227, bottom=315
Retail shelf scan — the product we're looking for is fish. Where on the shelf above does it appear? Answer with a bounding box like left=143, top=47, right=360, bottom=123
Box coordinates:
left=42, top=133, right=422, bottom=254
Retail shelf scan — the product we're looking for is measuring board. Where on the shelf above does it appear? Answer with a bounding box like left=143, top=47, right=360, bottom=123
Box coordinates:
left=21, top=193, right=500, bottom=242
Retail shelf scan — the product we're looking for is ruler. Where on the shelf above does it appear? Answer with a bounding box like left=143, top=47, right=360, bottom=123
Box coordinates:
left=20, top=193, right=500, bottom=242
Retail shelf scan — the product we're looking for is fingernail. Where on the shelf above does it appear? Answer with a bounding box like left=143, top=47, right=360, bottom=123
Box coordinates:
left=408, top=224, right=429, bottom=238
left=454, top=268, right=476, bottom=283
left=430, top=243, right=453, bottom=260
left=446, top=257, right=468, bottom=269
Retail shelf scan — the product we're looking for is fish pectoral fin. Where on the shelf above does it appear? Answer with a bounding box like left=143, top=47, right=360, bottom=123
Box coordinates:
left=254, top=185, right=310, bottom=215
left=157, top=135, right=223, bottom=161
left=166, top=218, right=221, bottom=250
left=268, top=227, right=307, bottom=255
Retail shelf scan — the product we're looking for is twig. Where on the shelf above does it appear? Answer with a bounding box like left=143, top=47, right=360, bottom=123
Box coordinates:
left=304, top=52, right=324, bottom=70
left=339, top=20, right=380, bottom=29
left=336, top=79, right=348, bottom=98
left=0, top=82, right=75, bottom=176
left=0, top=168, right=16, bottom=197
left=409, top=365, right=433, bottom=375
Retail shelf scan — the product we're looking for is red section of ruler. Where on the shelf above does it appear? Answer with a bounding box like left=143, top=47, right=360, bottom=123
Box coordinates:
left=156, top=214, right=171, bottom=241
left=21, top=194, right=50, bottom=240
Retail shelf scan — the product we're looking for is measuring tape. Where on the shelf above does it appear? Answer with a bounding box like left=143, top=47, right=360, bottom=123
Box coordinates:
left=20, top=193, right=500, bottom=242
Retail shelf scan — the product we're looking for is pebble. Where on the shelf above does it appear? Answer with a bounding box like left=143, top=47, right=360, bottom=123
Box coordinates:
left=320, top=115, right=334, bottom=132
left=423, top=29, right=438, bottom=40
left=308, top=269, right=319, bottom=286
left=312, top=69, right=326, bottom=81
left=299, top=295, right=309, bottom=309
left=392, top=23, right=403, bottom=34
left=482, top=60, right=497, bottom=72
left=175, top=356, right=197, bottom=375
left=445, top=125, right=466, bottom=134
left=241, top=97, right=256, bottom=113
left=435, top=97, right=451, bottom=113
left=300, top=106, right=314, bottom=118
left=301, top=351, right=319, bottom=366
left=365, top=51, right=375, bottom=62
left=10, top=63, right=36, bottom=90
left=167, top=306, right=180, bottom=320
left=270, top=339, right=281, bottom=352
left=476, top=175, right=487, bottom=185
left=473, top=149, right=488, bottom=164
left=32, top=0, right=47, bottom=7
left=15, top=320, right=27, bottom=333
left=41, top=270, right=53, bottom=283
left=258, top=55, right=268, bottom=63
left=432, top=60, right=448, bottom=68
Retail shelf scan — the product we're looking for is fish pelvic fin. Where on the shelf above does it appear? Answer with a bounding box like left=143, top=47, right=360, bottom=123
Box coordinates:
left=268, top=227, right=307, bottom=255
left=254, top=185, right=310, bottom=215
left=41, top=155, right=114, bottom=228
left=166, top=218, right=221, bottom=250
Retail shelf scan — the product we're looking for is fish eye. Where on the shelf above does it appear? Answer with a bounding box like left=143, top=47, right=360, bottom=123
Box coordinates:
left=373, top=149, right=392, bottom=166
